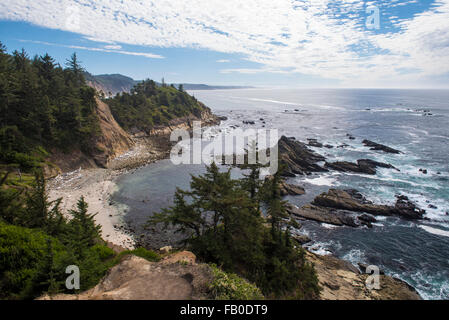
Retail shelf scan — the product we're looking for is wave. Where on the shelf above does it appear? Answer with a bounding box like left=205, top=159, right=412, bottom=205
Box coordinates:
left=248, top=98, right=298, bottom=105
left=302, top=174, right=340, bottom=186
left=420, top=225, right=449, bottom=238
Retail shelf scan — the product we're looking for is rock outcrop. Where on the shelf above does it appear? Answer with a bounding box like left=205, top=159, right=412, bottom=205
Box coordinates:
left=279, top=181, right=306, bottom=196
left=48, top=98, right=135, bottom=173
left=287, top=189, right=425, bottom=227
left=362, top=140, right=401, bottom=154
left=325, top=159, right=398, bottom=175
left=39, top=252, right=214, bottom=300
left=278, top=136, right=327, bottom=176
left=306, top=251, right=421, bottom=300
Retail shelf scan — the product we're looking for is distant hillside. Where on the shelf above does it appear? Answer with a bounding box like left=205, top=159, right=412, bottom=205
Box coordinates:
left=85, top=73, right=251, bottom=96
left=84, top=72, right=138, bottom=96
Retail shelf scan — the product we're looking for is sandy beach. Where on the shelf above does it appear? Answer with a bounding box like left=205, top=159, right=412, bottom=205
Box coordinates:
left=46, top=141, right=169, bottom=250
left=47, top=167, right=136, bottom=249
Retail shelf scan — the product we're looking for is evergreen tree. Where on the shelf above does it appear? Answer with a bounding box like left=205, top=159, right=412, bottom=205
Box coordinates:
left=67, top=196, right=101, bottom=259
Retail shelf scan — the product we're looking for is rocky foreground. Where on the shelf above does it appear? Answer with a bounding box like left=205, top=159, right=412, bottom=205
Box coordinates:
left=39, top=250, right=421, bottom=300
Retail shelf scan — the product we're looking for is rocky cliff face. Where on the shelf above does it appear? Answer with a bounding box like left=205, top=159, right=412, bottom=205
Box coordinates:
left=48, top=98, right=219, bottom=173
left=47, top=98, right=135, bottom=173
left=306, top=251, right=421, bottom=300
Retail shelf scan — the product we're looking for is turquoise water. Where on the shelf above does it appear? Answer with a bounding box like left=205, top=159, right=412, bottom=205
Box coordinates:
left=113, top=88, right=449, bottom=299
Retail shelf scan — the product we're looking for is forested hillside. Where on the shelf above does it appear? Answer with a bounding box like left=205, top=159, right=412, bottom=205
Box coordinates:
left=0, top=42, right=99, bottom=171
left=105, top=80, right=208, bottom=133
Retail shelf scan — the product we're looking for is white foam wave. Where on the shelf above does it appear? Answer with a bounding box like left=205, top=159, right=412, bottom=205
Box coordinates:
left=321, top=223, right=339, bottom=229
left=302, top=174, right=339, bottom=186
left=420, top=225, right=449, bottom=238
left=248, top=98, right=298, bottom=105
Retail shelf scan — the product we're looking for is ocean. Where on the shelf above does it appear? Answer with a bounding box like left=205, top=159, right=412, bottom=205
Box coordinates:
left=112, top=88, right=449, bottom=300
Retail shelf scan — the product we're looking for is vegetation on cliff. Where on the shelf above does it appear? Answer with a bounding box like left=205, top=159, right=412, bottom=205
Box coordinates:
left=0, top=169, right=159, bottom=299
left=149, top=162, right=321, bottom=299
left=0, top=42, right=100, bottom=171
left=105, top=79, right=208, bottom=133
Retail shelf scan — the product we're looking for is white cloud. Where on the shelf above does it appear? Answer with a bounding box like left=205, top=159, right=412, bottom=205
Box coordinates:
left=104, top=44, right=122, bottom=50
left=2, top=0, right=449, bottom=86
left=18, top=40, right=164, bottom=59
left=216, top=59, right=231, bottom=63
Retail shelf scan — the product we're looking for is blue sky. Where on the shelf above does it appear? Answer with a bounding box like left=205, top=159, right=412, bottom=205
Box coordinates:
left=1, top=0, right=448, bottom=88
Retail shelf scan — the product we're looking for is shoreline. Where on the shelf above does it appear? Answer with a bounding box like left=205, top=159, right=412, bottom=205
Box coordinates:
left=47, top=140, right=171, bottom=250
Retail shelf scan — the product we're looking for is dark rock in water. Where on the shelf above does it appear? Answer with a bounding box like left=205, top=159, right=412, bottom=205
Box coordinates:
left=277, top=136, right=328, bottom=176
left=394, top=195, right=426, bottom=219
left=217, top=115, right=228, bottom=121
left=310, top=189, right=425, bottom=220
left=279, top=181, right=306, bottom=196
left=243, top=120, right=255, bottom=125
left=362, top=140, right=401, bottom=154
left=286, top=203, right=360, bottom=228
left=358, top=159, right=398, bottom=171
left=419, top=168, right=428, bottom=174
left=294, top=109, right=300, bottom=112
left=259, top=118, right=264, bottom=121
left=346, top=134, right=356, bottom=140
left=287, top=204, right=344, bottom=226
left=358, top=214, right=377, bottom=223
left=325, top=161, right=376, bottom=175
left=324, top=159, right=397, bottom=175
left=324, top=144, right=334, bottom=149
left=307, top=138, right=323, bottom=148
left=312, top=189, right=392, bottom=216
left=358, top=214, right=377, bottom=228
left=428, top=204, right=437, bottom=209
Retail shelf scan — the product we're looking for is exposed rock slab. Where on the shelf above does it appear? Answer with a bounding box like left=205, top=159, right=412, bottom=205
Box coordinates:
left=362, top=140, right=401, bottom=154
left=39, top=253, right=214, bottom=300
left=325, top=159, right=398, bottom=175
left=278, top=136, right=327, bottom=176
left=313, top=189, right=425, bottom=220
left=306, top=251, right=421, bottom=300
left=279, top=182, right=306, bottom=196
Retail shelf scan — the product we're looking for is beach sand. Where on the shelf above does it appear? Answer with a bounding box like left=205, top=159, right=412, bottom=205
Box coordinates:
left=47, top=167, right=136, bottom=249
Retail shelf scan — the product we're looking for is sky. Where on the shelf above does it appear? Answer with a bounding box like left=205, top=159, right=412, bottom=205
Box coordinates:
left=0, top=0, right=448, bottom=88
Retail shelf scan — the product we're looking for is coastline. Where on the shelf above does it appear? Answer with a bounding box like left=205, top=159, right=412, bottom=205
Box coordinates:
left=47, top=140, right=171, bottom=250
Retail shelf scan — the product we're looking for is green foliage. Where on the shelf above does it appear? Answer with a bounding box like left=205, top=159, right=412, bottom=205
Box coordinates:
left=209, top=264, right=264, bottom=300
left=106, top=79, right=206, bottom=132
left=0, top=168, right=121, bottom=299
left=149, top=163, right=321, bottom=299
left=0, top=221, right=65, bottom=299
left=0, top=43, right=99, bottom=171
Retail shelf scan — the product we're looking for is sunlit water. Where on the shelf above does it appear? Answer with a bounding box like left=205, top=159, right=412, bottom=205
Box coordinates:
left=113, top=88, right=449, bottom=299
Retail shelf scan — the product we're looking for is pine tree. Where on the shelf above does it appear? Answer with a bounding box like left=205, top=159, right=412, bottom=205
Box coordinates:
left=67, top=196, right=101, bottom=259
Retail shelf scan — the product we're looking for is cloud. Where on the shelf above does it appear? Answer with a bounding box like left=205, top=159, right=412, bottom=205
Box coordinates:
left=216, top=59, right=230, bottom=63
left=104, top=44, right=122, bottom=50
left=18, top=39, right=164, bottom=59
left=2, top=0, right=449, bottom=85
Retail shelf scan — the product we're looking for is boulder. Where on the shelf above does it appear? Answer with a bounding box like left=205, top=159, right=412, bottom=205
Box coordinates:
left=307, top=138, right=323, bottom=148
left=362, top=140, right=401, bottom=154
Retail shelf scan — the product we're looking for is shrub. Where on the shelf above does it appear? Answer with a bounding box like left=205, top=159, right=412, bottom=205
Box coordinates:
left=209, top=264, right=264, bottom=300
